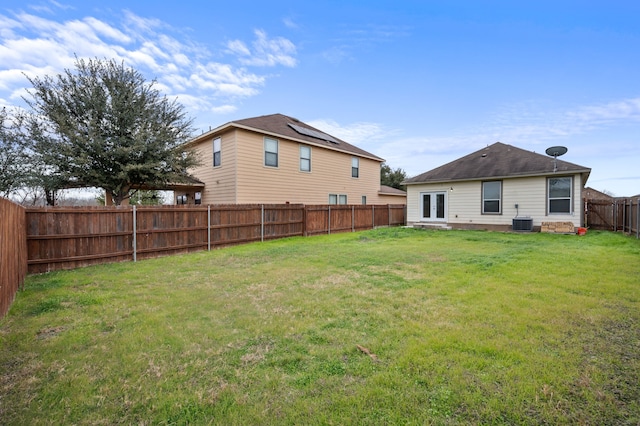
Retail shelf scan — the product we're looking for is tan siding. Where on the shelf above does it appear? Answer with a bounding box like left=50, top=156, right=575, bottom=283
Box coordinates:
left=187, top=131, right=238, bottom=204
left=234, top=129, right=384, bottom=204
left=377, top=194, right=407, bottom=204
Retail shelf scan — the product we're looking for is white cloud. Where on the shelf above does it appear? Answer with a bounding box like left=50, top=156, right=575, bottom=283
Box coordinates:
left=227, top=39, right=251, bottom=57
left=309, top=96, right=640, bottom=184
left=228, top=29, right=297, bottom=67
left=283, top=17, right=299, bottom=30
left=307, top=118, right=391, bottom=145
left=566, top=98, right=640, bottom=126
left=211, top=104, right=237, bottom=114
left=0, top=9, right=297, bottom=127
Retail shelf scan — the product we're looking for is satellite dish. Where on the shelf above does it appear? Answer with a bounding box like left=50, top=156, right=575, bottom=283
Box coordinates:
left=545, top=146, right=568, bottom=157
left=545, top=146, right=568, bottom=172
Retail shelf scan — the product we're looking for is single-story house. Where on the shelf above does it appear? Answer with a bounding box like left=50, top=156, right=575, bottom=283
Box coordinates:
left=584, top=187, right=614, bottom=202
left=403, top=142, right=591, bottom=232
left=177, top=113, right=406, bottom=205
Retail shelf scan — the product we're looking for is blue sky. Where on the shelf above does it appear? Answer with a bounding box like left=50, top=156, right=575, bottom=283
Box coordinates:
left=2, top=0, right=639, bottom=196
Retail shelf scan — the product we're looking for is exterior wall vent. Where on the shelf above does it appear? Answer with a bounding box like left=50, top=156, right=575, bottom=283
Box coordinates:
left=512, top=217, right=533, bottom=232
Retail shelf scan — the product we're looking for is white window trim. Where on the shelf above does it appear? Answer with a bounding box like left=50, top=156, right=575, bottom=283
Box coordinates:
left=329, top=194, right=348, bottom=205
left=548, top=176, right=573, bottom=214
left=264, top=137, right=278, bottom=168
left=213, top=137, right=221, bottom=167
left=300, top=145, right=311, bottom=172
left=351, top=157, right=359, bottom=178
left=482, top=180, right=502, bottom=215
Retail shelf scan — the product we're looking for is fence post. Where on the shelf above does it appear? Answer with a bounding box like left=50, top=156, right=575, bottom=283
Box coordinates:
left=261, top=204, right=264, bottom=242
left=132, top=205, right=137, bottom=262
left=372, top=205, right=375, bottom=229
left=207, top=205, right=211, bottom=251
left=328, top=206, right=331, bottom=234
left=352, top=205, right=355, bottom=232
left=637, top=198, right=639, bottom=239
left=628, top=199, right=632, bottom=236
left=303, top=205, right=307, bottom=237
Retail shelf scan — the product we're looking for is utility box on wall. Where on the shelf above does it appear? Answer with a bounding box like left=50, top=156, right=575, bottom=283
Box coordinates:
left=512, top=217, right=533, bottom=232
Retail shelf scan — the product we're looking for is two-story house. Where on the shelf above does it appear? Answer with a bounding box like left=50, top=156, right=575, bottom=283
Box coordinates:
left=176, top=113, right=406, bottom=205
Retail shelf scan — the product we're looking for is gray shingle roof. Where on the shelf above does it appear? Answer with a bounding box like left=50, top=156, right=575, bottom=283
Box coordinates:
left=404, top=142, right=591, bottom=184
left=231, top=114, right=383, bottom=161
left=379, top=185, right=407, bottom=195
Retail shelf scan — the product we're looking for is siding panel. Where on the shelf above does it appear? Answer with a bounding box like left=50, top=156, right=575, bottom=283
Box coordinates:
left=234, top=129, right=384, bottom=204
left=407, top=174, right=585, bottom=228
left=188, top=132, right=238, bottom=204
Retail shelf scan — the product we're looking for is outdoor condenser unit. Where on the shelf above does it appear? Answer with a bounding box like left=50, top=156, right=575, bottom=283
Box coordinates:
left=512, top=217, right=533, bottom=232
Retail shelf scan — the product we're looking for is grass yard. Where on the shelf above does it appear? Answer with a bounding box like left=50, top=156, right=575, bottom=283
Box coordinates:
left=1, top=227, right=639, bottom=425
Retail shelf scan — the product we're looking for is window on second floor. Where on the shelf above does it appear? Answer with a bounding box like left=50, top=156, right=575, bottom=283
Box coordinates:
left=300, top=145, right=311, bottom=172
left=482, top=181, right=502, bottom=214
left=548, top=176, right=572, bottom=214
left=213, top=137, right=221, bottom=167
left=264, top=137, right=278, bottom=167
left=351, top=157, right=359, bottom=178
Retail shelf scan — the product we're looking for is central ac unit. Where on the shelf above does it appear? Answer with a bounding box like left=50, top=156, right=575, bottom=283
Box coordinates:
left=512, top=217, right=533, bottom=232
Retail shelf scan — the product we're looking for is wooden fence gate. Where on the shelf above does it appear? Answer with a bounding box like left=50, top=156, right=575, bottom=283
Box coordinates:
left=585, top=198, right=639, bottom=237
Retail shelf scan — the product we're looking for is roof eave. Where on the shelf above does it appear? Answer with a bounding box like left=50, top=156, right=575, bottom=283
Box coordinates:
left=404, top=169, right=592, bottom=185
left=184, top=122, right=385, bottom=162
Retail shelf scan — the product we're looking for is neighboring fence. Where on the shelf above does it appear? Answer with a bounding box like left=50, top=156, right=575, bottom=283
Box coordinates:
left=0, top=198, right=27, bottom=318
left=585, top=198, right=639, bottom=238
left=26, top=204, right=406, bottom=274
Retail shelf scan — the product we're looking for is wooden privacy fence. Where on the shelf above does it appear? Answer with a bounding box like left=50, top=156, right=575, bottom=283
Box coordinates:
left=0, top=198, right=27, bottom=318
left=26, top=204, right=406, bottom=274
left=585, top=198, right=640, bottom=238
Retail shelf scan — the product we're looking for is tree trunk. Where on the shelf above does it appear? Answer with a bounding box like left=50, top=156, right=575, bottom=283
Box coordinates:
left=45, top=189, right=56, bottom=206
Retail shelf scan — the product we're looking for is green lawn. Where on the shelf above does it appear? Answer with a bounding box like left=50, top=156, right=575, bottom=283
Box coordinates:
left=1, top=228, right=639, bottom=425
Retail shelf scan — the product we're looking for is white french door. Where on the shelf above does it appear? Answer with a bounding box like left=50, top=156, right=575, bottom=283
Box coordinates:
left=420, top=191, right=447, bottom=222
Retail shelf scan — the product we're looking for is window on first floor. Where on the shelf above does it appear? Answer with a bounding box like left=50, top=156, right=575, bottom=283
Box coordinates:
left=300, top=145, right=311, bottom=172
left=548, top=176, right=572, bottom=214
left=329, top=194, right=348, bottom=205
left=264, top=137, right=278, bottom=167
left=362, top=195, right=367, bottom=205
left=482, top=181, right=502, bottom=214
left=351, top=157, right=359, bottom=178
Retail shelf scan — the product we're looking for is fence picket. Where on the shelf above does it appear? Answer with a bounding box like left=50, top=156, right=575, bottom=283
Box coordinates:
left=21, top=204, right=405, bottom=274
left=0, top=198, right=27, bottom=318
left=585, top=198, right=639, bottom=236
